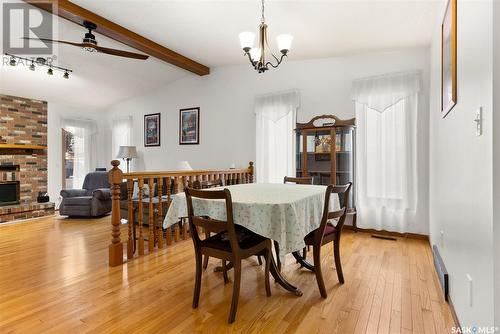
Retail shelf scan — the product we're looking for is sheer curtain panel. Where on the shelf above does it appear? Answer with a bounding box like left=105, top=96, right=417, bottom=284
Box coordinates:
left=352, top=71, right=421, bottom=232
left=112, top=116, right=133, bottom=158
left=255, top=90, right=299, bottom=183
left=62, top=118, right=98, bottom=189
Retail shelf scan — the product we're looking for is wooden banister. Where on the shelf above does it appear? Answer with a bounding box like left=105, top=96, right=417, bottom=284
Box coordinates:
left=107, top=161, right=255, bottom=266
left=108, top=160, right=124, bottom=267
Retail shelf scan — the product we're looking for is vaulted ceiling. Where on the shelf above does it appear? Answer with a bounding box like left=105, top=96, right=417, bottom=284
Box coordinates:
left=0, top=0, right=441, bottom=110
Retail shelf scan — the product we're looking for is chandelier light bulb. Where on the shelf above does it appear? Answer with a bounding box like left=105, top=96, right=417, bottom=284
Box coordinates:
left=277, top=34, right=294, bottom=53
left=249, top=48, right=261, bottom=62
left=238, top=32, right=255, bottom=52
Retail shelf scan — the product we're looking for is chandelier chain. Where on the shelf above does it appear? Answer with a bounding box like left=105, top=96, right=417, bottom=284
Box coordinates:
left=261, top=0, right=265, bottom=23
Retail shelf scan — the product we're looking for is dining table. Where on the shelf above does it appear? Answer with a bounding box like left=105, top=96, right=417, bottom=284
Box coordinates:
left=163, top=183, right=340, bottom=296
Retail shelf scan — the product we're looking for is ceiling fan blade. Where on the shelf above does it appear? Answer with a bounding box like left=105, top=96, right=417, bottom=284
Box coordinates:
left=94, top=45, right=149, bottom=60
left=21, top=37, right=84, bottom=48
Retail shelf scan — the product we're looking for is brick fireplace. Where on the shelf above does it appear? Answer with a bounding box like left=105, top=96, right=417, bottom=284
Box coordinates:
left=0, top=94, right=54, bottom=223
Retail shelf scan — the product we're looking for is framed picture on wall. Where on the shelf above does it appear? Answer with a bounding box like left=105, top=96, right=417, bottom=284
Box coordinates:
left=144, top=113, right=160, bottom=147
left=441, top=0, right=457, bottom=118
left=179, top=107, right=200, bottom=145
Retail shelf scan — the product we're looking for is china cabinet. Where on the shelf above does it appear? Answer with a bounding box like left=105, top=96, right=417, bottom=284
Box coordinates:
left=295, top=115, right=357, bottom=227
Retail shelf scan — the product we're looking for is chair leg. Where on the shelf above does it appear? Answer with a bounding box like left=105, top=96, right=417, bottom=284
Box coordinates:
left=202, top=231, right=211, bottom=270
left=193, top=252, right=203, bottom=308
left=264, top=249, right=271, bottom=297
left=313, top=246, right=327, bottom=298
left=222, top=260, right=229, bottom=284
left=228, top=260, right=241, bottom=324
left=334, top=239, right=344, bottom=284
left=273, top=240, right=281, bottom=271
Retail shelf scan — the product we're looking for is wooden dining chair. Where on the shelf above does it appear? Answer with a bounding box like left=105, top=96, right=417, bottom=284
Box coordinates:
left=193, top=179, right=224, bottom=270
left=185, top=187, right=272, bottom=324
left=283, top=176, right=313, bottom=185
left=293, top=182, right=352, bottom=298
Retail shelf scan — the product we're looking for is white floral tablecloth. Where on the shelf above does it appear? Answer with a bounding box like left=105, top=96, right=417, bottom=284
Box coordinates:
left=163, top=183, right=339, bottom=259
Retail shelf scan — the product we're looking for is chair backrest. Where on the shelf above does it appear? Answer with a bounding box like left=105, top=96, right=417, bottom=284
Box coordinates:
left=83, top=172, right=110, bottom=190
left=283, top=176, right=313, bottom=185
left=316, top=182, right=352, bottom=243
left=185, top=187, right=241, bottom=255
left=193, top=179, right=223, bottom=189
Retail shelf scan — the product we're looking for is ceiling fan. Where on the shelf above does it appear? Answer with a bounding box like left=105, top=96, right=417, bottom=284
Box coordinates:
left=23, top=21, right=149, bottom=60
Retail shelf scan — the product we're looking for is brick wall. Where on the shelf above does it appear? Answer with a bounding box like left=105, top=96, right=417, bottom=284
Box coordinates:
left=0, top=94, right=48, bottom=205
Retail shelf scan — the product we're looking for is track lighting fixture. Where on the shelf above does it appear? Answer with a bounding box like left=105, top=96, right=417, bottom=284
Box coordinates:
left=4, top=53, right=72, bottom=78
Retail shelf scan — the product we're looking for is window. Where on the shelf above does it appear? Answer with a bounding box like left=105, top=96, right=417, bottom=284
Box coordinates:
left=255, top=90, right=299, bottom=183
left=112, top=117, right=133, bottom=158
left=61, top=119, right=97, bottom=189
left=365, top=100, right=407, bottom=200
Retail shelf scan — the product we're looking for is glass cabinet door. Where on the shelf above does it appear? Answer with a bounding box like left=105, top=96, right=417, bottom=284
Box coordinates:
left=296, top=126, right=355, bottom=208
left=296, top=129, right=333, bottom=185
left=335, top=127, right=355, bottom=208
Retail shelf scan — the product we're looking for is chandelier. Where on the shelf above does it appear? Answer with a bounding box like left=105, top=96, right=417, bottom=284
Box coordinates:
left=238, top=0, right=293, bottom=73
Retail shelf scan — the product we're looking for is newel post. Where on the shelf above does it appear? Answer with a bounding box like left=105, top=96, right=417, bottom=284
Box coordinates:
left=248, top=161, right=254, bottom=183
left=108, top=160, right=124, bottom=267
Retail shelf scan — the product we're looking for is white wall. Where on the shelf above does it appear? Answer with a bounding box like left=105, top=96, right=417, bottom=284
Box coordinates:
left=493, top=0, right=500, bottom=328
left=429, top=0, right=494, bottom=327
left=47, top=103, right=107, bottom=205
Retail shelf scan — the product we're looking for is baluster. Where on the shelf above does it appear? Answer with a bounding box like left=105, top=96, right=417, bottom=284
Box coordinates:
left=165, top=177, right=172, bottom=245
left=249, top=161, right=254, bottom=183
left=157, top=178, right=164, bottom=249
left=148, top=178, right=154, bottom=252
left=108, top=160, right=124, bottom=267
left=138, top=178, right=145, bottom=256
left=127, top=179, right=134, bottom=259
left=174, top=176, right=181, bottom=242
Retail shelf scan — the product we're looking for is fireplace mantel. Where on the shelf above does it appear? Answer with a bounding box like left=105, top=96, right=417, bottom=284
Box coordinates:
left=0, top=144, right=46, bottom=150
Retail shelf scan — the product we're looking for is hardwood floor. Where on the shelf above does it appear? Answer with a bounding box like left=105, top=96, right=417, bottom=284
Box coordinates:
left=0, top=216, right=455, bottom=333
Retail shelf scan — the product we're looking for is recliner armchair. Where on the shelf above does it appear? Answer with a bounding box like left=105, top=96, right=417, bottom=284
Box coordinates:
left=59, top=172, right=112, bottom=217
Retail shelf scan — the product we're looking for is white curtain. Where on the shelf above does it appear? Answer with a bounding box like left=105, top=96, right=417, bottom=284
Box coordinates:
left=62, top=118, right=98, bottom=189
left=111, top=116, right=133, bottom=158
left=255, top=90, right=299, bottom=183
left=352, top=71, right=420, bottom=232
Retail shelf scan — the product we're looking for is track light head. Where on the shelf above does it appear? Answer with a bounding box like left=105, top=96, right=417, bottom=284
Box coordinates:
left=9, top=57, right=16, bottom=66
left=47, top=67, right=53, bottom=75
left=63, top=71, right=69, bottom=79
left=29, top=62, right=35, bottom=71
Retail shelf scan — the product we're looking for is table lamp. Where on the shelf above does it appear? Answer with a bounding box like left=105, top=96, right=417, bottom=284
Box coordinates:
left=177, top=161, right=193, bottom=171
left=117, top=146, right=138, bottom=173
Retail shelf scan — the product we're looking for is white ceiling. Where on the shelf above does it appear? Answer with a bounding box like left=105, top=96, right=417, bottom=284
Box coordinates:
left=0, top=0, right=441, bottom=110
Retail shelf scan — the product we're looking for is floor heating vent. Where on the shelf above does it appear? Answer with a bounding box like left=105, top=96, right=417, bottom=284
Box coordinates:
left=371, top=234, right=397, bottom=241
left=432, top=245, right=449, bottom=301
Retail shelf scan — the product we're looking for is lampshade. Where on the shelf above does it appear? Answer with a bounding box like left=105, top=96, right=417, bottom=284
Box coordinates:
left=277, top=34, right=293, bottom=52
left=249, top=47, right=261, bottom=61
left=116, top=146, right=138, bottom=159
left=238, top=32, right=255, bottom=50
left=177, top=161, right=193, bottom=171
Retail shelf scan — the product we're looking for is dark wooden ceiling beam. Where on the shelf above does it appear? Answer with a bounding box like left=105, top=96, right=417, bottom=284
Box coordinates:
left=23, top=0, right=210, bottom=76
